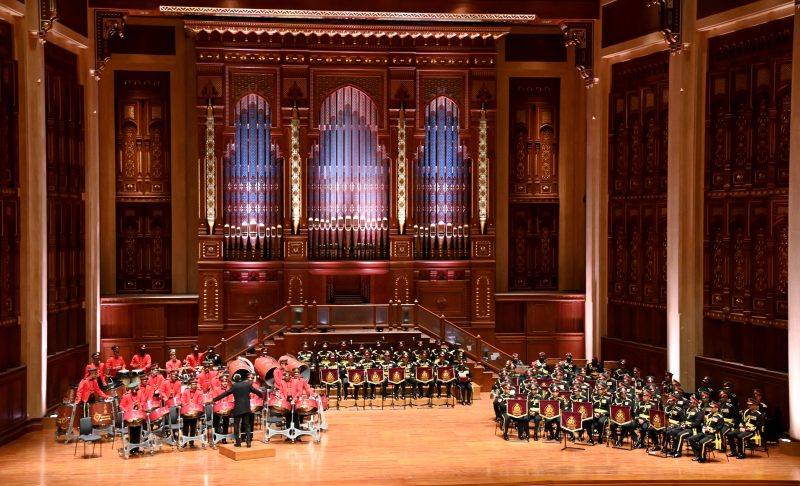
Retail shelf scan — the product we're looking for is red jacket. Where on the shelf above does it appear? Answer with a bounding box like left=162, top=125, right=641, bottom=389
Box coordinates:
left=74, top=378, right=108, bottom=404
left=185, top=353, right=202, bottom=372
left=84, top=362, right=107, bottom=386
left=159, top=378, right=183, bottom=400
left=149, top=373, right=165, bottom=390
left=138, top=383, right=157, bottom=403
left=130, top=353, right=152, bottom=371
left=276, top=377, right=314, bottom=402
left=211, top=384, right=234, bottom=405
left=166, top=358, right=183, bottom=373
left=105, top=356, right=126, bottom=377
left=120, top=392, right=146, bottom=413
left=180, top=388, right=205, bottom=409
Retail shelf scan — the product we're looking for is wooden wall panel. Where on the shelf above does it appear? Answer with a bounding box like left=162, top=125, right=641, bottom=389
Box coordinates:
left=607, top=51, right=669, bottom=350
left=696, top=356, right=788, bottom=433
left=46, top=346, right=87, bottom=409
left=415, top=281, right=468, bottom=321
left=224, top=281, right=282, bottom=324
left=601, top=336, right=667, bottom=378
left=697, top=0, right=759, bottom=19
left=508, top=203, right=558, bottom=290
left=0, top=366, right=26, bottom=442
left=703, top=18, right=791, bottom=373
left=601, top=0, right=659, bottom=48
left=115, top=71, right=171, bottom=293
left=44, top=43, right=85, bottom=357
left=0, top=19, right=20, bottom=373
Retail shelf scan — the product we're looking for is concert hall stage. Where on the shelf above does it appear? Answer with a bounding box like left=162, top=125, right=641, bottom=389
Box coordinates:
left=1, top=393, right=798, bottom=485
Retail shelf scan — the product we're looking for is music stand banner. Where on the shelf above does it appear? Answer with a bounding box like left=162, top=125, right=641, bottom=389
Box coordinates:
left=436, top=366, right=455, bottom=383
left=367, top=367, right=385, bottom=384
left=561, top=410, right=583, bottom=432
left=320, top=368, right=340, bottom=385
left=508, top=376, right=520, bottom=388
left=540, top=399, right=560, bottom=419
left=573, top=401, right=593, bottom=421
left=537, top=377, right=553, bottom=388
left=506, top=398, right=528, bottom=419
left=649, top=409, right=666, bottom=430
left=610, top=405, right=632, bottom=425
left=387, top=367, right=406, bottom=384
left=416, top=366, right=433, bottom=383
left=348, top=368, right=365, bottom=385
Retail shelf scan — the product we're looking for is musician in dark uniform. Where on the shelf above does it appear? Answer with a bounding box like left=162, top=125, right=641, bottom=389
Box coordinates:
left=695, top=375, right=714, bottom=400
left=633, top=390, right=659, bottom=450
left=668, top=395, right=703, bottom=457
left=212, top=370, right=264, bottom=448
left=492, top=382, right=514, bottom=422
left=415, top=350, right=435, bottom=398
left=612, top=359, right=629, bottom=380
left=585, top=356, right=603, bottom=378
left=727, top=398, right=764, bottom=459
left=359, top=350, right=378, bottom=400
left=377, top=351, right=395, bottom=399
left=591, top=383, right=612, bottom=444
left=689, top=401, right=724, bottom=463
left=433, top=351, right=453, bottom=398
left=503, top=394, right=529, bottom=441
left=202, top=345, right=223, bottom=367
left=662, top=393, right=685, bottom=451
left=397, top=352, right=415, bottom=399
left=531, top=352, right=548, bottom=375
left=611, top=386, right=635, bottom=446
left=718, top=390, right=741, bottom=444
left=455, top=360, right=472, bottom=405
left=527, top=383, right=543, bottom=440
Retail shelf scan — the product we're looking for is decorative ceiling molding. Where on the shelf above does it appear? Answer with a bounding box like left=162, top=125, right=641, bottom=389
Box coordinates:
left=37, top=0, right=59, bottom=43
left=93, top=10, right=126, bottom=80
left=561, top=21, right=596, bottom=88
left=646, top=0, right=683, bottom=53
left=162, top=6, right=537, bottom=23
left=184, top=19, right=509, bottom=39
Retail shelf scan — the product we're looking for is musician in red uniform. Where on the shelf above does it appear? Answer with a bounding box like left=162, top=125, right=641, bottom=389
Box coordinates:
left=130, top=344, right=152, bottom=371
left=197, top=364, right=214, bottom=392
left=211, top=374, right=233, bottom=443
left=159, top=370, right=183, bottom=403
left=84, top=352, right=108, bottom=388
left=105, top=345, right=126, bottom=382
left=137, top=374, right=157, bottom=403
left=185, top=345, right=202, bottom=373
left=277, top=369, right=316, bottom=436
left=165, top=349, right=183, bottom=374
left=180, top=379, right=205, bottom=447
left=120, top=383, right=144, bottom=452
left=149, top=366, right=165, bottom=391
left=74, top=367, right=108, bottom=416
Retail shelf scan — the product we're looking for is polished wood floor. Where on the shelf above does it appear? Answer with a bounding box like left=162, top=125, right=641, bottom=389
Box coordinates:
left=1, top=393, right=799, bottom=486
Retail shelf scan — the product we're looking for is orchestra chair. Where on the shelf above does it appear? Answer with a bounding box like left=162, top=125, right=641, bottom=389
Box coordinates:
left=74, top=417, right=103, bottom=458
left=745, top=424, right=769, bottom=457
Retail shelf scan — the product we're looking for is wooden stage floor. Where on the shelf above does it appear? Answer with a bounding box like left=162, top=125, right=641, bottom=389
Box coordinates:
left=1, top=393, right=799, bottom=486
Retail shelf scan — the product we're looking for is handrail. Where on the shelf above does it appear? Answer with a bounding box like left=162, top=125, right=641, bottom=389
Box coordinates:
left=215, top=305, right=290, bottom=360
left=415, top=304, right=512, bottom=373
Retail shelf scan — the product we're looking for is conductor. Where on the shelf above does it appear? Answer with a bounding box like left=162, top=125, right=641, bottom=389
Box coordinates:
left=212, top=370, right=264, bottom=447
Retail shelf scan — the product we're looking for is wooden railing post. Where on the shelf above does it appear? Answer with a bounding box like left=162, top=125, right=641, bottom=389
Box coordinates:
left=303, top=300, right=309, bottom=331
left=412, top=300, right=419, bottom=330
left=389, top=300, right=396, bottom=330
left=311, top=301, right=317, bottom=331
left=475, top=334, right=483, bottom=363
left=439, top=314, right=446, bottom=340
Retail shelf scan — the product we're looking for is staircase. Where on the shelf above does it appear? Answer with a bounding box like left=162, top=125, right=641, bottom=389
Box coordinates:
left=332, top=293, right=363, bottom=304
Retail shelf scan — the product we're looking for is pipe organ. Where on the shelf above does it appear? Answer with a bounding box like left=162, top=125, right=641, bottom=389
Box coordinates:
left=195, top=22, right=497, bottom=335
left=222, top=94, right=283, bottom=261
left=413, top=97, right=471, bottom=260
left=308, top=86, right=390, bottom=260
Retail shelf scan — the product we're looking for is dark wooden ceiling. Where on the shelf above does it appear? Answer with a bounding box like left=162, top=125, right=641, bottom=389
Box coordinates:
left=88, top=0, right=599, bottom=21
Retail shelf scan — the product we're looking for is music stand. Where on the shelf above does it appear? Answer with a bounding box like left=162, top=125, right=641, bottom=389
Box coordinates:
left=561, top=411, right=585, bottom=451
left=540, top=399, right=561, bottom=442
left=367, top=368, right=385, bottom=410
left=504, top=398, right=529, bottom=441
left=572, top=401, right=595, bottom=445
left=415, top=366, right=434, bottom=407
left=647, top=409, right=668, bottom=457
left=320, top=368, right=341, bottom=410
left=348, top=368, right=366, bottom=409
left=387, top=367, right=407, bottom=408
left=436, top=366, right=456, bottom=407
left=609, top=405, right=633, bottom=450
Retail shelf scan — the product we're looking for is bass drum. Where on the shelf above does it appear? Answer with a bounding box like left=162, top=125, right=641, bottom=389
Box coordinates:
left=55, top=404, right=79, bottom=431
left=295, top=397, right=318, bottom=417
left=227, top=357, right=255, bottom=383
left=89, top=400, right=114, bottom=428
left=254, top=356, right=279, bottom=386
left=267, top=392, right=290, bottom=414
left=280, top=354, right=311, bottom=382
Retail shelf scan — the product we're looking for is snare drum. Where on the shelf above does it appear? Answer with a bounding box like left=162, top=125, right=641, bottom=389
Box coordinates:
left=295, top=397, right=318, bottom=416
left=89, top=400, right=114, bottom=428
left=124, top=409, right=147, bottom=427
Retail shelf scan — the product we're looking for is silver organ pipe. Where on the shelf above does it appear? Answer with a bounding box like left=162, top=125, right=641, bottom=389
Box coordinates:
left=414, top=96, right=470, bottom=260
left=308, top=86, right=389, bottom=260
left=222, top=94, right=283, bottom=261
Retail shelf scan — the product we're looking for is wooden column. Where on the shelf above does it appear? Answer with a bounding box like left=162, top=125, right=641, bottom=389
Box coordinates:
left=18, top=0, right=47, bottom=419
left=666, top=0, right=703, bottom=389
left=787, top=0, right=800, bottom=440
left=584, top=24, right=609, bottom=360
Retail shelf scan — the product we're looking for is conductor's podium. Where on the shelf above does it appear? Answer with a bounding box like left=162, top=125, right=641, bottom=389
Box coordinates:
left=218, top=441, right=277, bottom=461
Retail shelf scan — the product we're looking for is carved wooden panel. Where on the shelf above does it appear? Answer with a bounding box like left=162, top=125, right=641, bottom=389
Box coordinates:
left=44, top=43, right=86, bottom=356
left=607, top=51, right=669, bottom=349
left=509, top=78, right=559, bottom=199
left=114, top=71, right=170, bottom=198
left=0, top=366, right=26, bottom=445
left=114, top=71, right=171, bottom=293
left=224, top=281, right=282, bottom=324
left=703, top=18, right=791, bottom=372
left=116, top=203, right=171, bottom=293
left=0, top=20, right=19, bottom=372
left=508, top=203, right=558, bottom=290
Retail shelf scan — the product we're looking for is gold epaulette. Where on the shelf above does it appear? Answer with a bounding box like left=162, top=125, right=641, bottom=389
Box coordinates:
left=669, top=419, right=679, bottom=425
left=595, top=408, right=607, bottom=413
